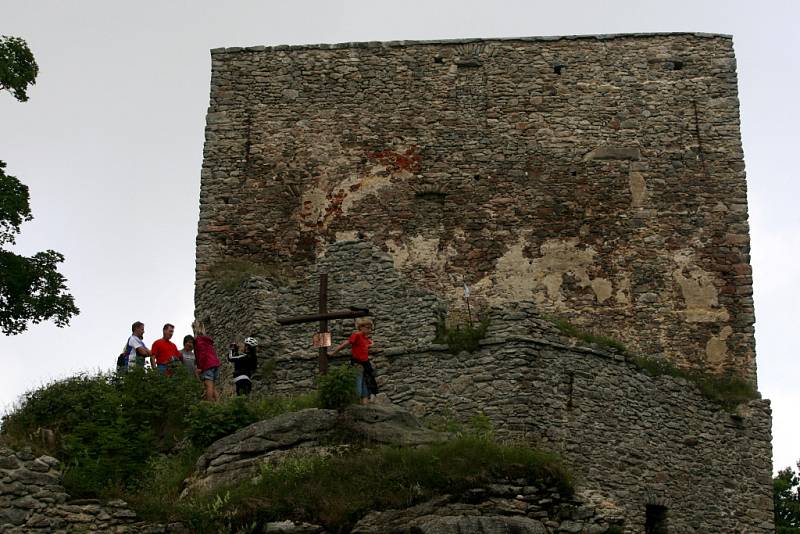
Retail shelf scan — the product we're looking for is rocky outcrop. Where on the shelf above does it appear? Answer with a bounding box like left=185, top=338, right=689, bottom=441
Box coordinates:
left=183, top=404, right=621, bottom=533
left=352, top=485, right=619, bottom=533
left=184, top=404, right=450, bottom=496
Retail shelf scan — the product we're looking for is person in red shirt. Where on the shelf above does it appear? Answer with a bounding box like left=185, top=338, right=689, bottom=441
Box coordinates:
left=151, top=323, right=181, bottom=375
left=192, top=319, right=221, bottom=402
left=331, top=318, right=379, bottom=404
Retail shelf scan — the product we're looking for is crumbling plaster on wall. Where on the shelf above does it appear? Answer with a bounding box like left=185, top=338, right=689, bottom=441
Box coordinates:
left=671, top=249, right=730, bottom=322
left=297, top=168, right=405, bottom=231
left=386, top=234, right=452, bottom=273
left=705, top=324, right=733, bottom=370
left=628, top=170, right=647, bottom=207
left=382, top=233, right=618, bottom=309
left=379, top=231, right=734, bottom=369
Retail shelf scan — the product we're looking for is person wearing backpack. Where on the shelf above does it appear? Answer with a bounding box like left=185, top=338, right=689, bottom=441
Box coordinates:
left=118, top=321, right=152, bottom=371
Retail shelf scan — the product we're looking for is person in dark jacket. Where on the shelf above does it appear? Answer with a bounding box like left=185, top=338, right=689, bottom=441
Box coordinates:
left=228, top=337, right=258, bottom=396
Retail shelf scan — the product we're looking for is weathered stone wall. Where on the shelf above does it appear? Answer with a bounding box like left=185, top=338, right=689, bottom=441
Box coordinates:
left=196, top=32, right=755, bottom=380
left=379, top=332, right=773, bottom=533
left=197, top=241, right=773, bottom=533
left=0, top=446, right=177, bottom=532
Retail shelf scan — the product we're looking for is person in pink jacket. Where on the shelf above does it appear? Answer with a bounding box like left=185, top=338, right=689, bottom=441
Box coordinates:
left=192, top=319, right=221, bottom=402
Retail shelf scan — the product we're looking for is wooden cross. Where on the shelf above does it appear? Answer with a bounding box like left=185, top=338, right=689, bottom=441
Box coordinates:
left=276, top=273, right=370, bottom=374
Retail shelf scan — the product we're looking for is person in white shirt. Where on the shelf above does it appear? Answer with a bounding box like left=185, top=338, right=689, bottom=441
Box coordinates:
left=124, top=321, right=152, bottom=369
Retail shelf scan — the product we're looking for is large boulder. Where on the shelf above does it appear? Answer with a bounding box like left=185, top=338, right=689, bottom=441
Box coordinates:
left=184, top=404, right=449, bottom=496
left=351, top=496, right=549, bottom=534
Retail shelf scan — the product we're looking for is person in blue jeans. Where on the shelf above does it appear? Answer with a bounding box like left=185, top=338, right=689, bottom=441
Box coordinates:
left=331, top=318, right=379, bottom=404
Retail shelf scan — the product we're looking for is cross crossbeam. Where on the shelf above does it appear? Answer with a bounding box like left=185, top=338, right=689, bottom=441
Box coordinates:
left=275, top=273, right=370, bottom=373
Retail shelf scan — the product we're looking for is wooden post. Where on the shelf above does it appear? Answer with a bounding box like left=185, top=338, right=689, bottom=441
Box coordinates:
left=275, top=275, right=370, bottom=375
left=318, top=273, right=329, bottom=374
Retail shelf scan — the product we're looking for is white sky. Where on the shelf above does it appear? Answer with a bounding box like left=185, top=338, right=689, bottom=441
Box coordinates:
left=1, top=0, right=797, bottom=474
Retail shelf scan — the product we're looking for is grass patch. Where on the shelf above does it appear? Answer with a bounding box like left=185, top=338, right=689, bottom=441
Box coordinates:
left=125, top=446, right=204, bottom=520
left=545, top=316, right=758, bottom=409
left=434, top=315, right=490, bottom=354
left=187, top=392, right=321, bottom=447
left=631, top=355, right=759, bottom=410
left=176, top=436, right=573, bottom=533
left=547, top=316, right=627, bottom=353
left=208, top=259, right=291, bottom=291
left=424, top=411, right=495, bottom=441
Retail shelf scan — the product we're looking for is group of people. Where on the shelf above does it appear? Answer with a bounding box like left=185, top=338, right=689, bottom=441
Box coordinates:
left=118, top=320, right=258, bottom=401
left=118, top=316, right=379, bottom=403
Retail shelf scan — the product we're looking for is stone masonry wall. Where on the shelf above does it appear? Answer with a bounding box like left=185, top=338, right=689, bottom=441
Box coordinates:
left=196, top=33, right=755, bottom=381
left=0, top=446, right=178, bottom=532
left=379, top=319, right=774, bottom=533
left=197, top=240, right=773, bottom=533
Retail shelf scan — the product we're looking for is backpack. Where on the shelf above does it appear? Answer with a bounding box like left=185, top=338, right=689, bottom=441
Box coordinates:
left=116, top=340, right=131, bottom=369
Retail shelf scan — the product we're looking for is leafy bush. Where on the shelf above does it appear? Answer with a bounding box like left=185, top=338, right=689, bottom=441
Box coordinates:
left=1, top=373, right=116, bottom=449
left=465, top=412, right=495, bottom=441
left=1, top=365, right=324, bottom=499
left=2, top=368, right=200, bottom=496
left=317, top=364, right=358, bottom=410
left=434, top=315, right=490, bottom=354
left=186, top=396, right=261, bottom=447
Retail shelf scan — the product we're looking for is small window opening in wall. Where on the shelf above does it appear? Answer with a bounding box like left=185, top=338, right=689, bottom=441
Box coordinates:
left=645, top=504, right=668, bottom=534
left=570, top=169, right=577, bottom=177
left=433, top=56, right=444, bottom=64
left=553, top=64, right=565, bottom=75
left=668, top=60, right=684, bottom=71
left=473, top=174, right=481, bottom=181
left=415, top=190, right=447, bottom=203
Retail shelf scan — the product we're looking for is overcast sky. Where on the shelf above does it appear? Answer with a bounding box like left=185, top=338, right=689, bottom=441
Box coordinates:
left=1, top=0, right=797, bottom=473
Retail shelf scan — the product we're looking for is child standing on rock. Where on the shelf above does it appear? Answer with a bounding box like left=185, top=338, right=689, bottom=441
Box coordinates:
left=331, top=318, right=379, bottom=404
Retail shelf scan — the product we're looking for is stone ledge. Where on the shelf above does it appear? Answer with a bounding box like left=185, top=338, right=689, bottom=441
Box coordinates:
left=210, top=32, right=732, bottom=55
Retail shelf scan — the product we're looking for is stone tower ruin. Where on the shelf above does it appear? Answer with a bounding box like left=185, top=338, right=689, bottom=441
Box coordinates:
left=195, top=33, right=772, bottom=532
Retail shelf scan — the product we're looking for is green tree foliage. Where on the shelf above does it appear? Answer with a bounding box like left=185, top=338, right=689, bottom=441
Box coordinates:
left=775, top=461, right=800, bottom=533
left=0, top=36, right=38, bottom=102
left=0, top=36, right=78, bottom=334
left=1, top=369, right=200, bottom=496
